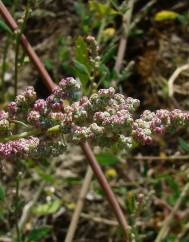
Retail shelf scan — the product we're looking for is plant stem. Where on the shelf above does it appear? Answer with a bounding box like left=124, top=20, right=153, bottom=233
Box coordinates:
left=1, top=38, right=10, bottom=96
left=0, top=129, right=40, bottom=142
left=111, top=0, right=135, bottom=88
left=0, top=124, right=61, bottom=143
left=81, top=142, right=130, bottom=240
left=14, top=2, right=30, bottom=97
left=64, top=167, right=93, bottom=242
left=15, top=171, right=21, bottom=242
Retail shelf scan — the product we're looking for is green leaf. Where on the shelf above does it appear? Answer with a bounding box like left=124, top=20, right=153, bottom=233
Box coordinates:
left=3, top=0, right=13, bottom=6
left=74, top=60, right=90, bottom=77
left=44, top=58, right=53, bottom=71
left=31, top=9, right=56, bottom=18
left=126, top=192, right=136, bottom=214
left=33, top=199, right=61, bottom=216
left=75, top=36, right=90, bottom=70
left=89, top=1, right=118, bottom=17
left=101, top=45, right=116, bottom=64
left=63, top=176, right=82, bottom=185
left=0, top=19, right=12, bottom=34
left=0, top=185, right=5, bottom=201
left=73, top=60, right=90, bottom=87
left=178, top=138, right=189, bottom=154
left=114, top=186, right=127, bottom=196
left=27, top=227, right=51, bottom=241
left=96, top=153, right=119, bottom=166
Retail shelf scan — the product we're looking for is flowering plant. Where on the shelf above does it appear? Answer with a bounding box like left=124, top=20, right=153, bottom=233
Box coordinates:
left=0, top=77, right=189, bottom=162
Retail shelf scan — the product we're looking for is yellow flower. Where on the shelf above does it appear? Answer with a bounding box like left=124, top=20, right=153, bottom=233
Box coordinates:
left=102, top=27, right=115, bottom=38
left=67, top=202, right=76, bottom=210
left=154, top=10, right=178, bottom=22
left=105, top=168, right=117, bottom=178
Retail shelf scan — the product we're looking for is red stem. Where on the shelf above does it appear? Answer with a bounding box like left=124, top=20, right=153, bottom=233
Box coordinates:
left=81, top=142, right=129, bottom=238
left=0, top=2, right=129, bottom=240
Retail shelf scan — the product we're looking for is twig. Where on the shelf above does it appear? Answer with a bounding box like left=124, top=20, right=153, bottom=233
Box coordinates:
left=128, top=155, right=189, bottom=161
left=111, top=0, right=135, bottom=87
left=177, top=222, right=189, bottom=239
left=0, top=2, right=129, bottom=240
left=0, top=237, right=11, bottom=242
left=155, top=181, right=189, bottom=242
left=18, top=181, right=45, bottom=231
left=81, top=142, right=130, bottom=240
left=130, top=0, right=157, bottom=30
left=64, top=167, right=93, bottom=242
left=14, top=2, right=30, bottom=96
left=15, top=171, right=21, bottom=242
left=168, top=63, right=189, bottom=97
left=80, top=212, right=118, bottom=227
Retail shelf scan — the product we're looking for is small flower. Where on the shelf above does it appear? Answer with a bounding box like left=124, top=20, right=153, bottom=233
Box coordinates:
left=0, top=111, right=8, bottom=120
left=71, top=125, right=93, bottom=143
left=27, top=110, right=41, bottom=127
left=59, top=77, right=80, bottom=92
left=117, top=135, right=133, bottom=149
left=24, top=86, right=37, bottom=103
left=90, top=123, right=104, bottom=135
left=0, top=119, right=9, bottom=131
left=7, top=102, right=18, bottom=119
left=0, top=136, right=39, bottom=161
left=33, top=99, right=47, bottom=113
left=46, top=94, right=63, bottom=112
left=105, top=168, right=117, bottom=178
left=15, top=94, right=26, bottom=107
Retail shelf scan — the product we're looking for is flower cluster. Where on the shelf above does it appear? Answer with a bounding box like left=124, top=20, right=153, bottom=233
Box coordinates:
left=0, top=137, right=39, bottom=161
left=0, top=111, right=9, bottom=132
left=0, top=77, right=189, bottom=161
left=132, top=109, right=189, bottom=144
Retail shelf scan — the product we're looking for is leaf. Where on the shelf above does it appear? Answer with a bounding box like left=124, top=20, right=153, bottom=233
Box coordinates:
left=36, top=168, right=55, bottom=183
left=33, top=199, right=61, bottom=216
left=0, top=185, right=5, bottom=201
left=27, top=227, right=51, bottom=241
left=75, top=36, right=90, bottom=70
left=178, top=138, right=189, bottom=154
left=126, top=192, right=136, bottom=214
left=166, top=176, right=180, bottom=205
left=0, top=19, right=12, bottom=34
left=101, top=45, right=116, bottom=64
left=89, top=1, right=118, bottom=17
left=154, top=10, right=178, bottom=22
left=96, top=153, right=119, bottom=166
left=31, top=9, right=56, bottom=18
left=73, top=60, right=90, bottom=87
left=44, top=58, right=53, bottom=71
left=74, top=60, right=90, bottom=77
left=63, top=176, right=82, bottom=185
left=3, top=0, right=13, bottom=5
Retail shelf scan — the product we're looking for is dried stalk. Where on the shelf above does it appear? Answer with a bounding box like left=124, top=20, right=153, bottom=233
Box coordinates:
left=64, top=167, right=93, bottom=242
left=168, top=63, right=189, bottom=97
left=111, top=0, right=135, bottom=87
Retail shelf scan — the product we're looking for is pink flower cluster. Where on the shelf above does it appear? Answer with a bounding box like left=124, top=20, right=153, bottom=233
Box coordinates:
left=0, top=77, right=189, bottom=161
left=132, top=109, right=189, bottom=144
left=0, top=137, right=39, bottom=161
